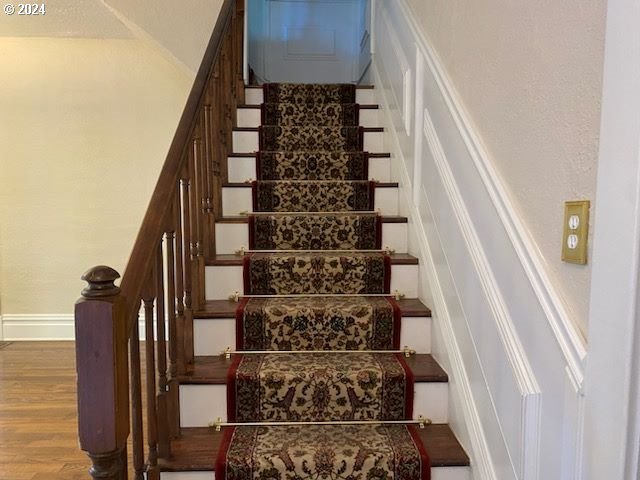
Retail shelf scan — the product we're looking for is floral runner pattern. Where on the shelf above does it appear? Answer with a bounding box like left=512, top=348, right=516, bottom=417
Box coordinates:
left=217, top=424, right=430, bottom=480
left=260, top=126, right=363, bottom=152
left=256, top=151, right=369, bottom=180
left=236, top=296, right=401, bottom=351
left=228, top=352, right=413, bottom=422
left=263, top=83, right=357, bottom=104
left=248, top=213, right=381, bottom=250
left=243, top=252, right=391, bottom=295
left=219, top=82, right=430, bottom=480
left=252, top=180, right=375, bottom=212
left=262, top=103, right=359, bottom=126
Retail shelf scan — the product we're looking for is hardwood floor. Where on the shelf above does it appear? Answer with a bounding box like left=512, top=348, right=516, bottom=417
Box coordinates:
left=0, top=342, right=469, bottom=479
left=0, top=342, right=89, bottom=480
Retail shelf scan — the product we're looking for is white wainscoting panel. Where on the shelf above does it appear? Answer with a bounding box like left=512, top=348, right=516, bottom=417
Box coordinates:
left=371, top=1, right=588, bottom=478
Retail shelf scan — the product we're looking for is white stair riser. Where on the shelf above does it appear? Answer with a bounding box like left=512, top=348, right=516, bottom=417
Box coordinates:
left=179, top=381, right=447, bottom=428
left=221, top=185, right=398, bottom=216
left=237, top=108, right=380, bottom=128
left=215, top=221, right=408, bottom=255
left=227, top=155, right=391, bottom=183
left=432, top=467, right=471, bottom=480
left=161, top=466, right=469, bottom=480
left=232, top=131, right=384, bottom=153
left=193, top=316, right=432, bottom=356
left=244, top=89, right=375, bottom=105
left=205, top=263, right=419, bottom=300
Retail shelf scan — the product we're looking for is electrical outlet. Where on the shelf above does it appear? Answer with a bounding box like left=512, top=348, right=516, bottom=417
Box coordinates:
left=561, top=200, right=590, bottom=264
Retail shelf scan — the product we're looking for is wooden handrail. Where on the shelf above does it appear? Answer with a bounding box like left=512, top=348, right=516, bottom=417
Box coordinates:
left=75, top=1, right=245, bottom=478
left=120, top=0, right=235, bottom=324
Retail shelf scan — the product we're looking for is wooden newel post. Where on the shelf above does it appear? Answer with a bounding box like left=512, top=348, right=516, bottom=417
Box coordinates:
left=75, top=266, right=130, bottom=480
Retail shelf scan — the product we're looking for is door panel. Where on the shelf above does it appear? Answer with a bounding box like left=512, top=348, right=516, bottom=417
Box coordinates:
left=264, top=0, right=360, bottom=83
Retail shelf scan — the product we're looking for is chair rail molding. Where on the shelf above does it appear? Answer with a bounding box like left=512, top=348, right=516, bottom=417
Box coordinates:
left=370, top=0, right=589, bottom=478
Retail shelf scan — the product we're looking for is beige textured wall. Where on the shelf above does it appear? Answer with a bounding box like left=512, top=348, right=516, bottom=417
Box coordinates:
left=405, top=0, right=607, bottom=335
left=0, top=1, right=223, bottom=324
left=0, top=37, right=192, bottom=314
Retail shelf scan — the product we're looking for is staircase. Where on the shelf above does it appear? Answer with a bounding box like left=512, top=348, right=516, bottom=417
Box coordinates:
left=159, top=84, right=469, bottom=480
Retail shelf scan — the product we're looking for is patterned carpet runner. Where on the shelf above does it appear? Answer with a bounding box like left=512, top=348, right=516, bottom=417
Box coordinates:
left=218, top=83, right=430, bottom=480
left=217, top=425, right=430, bottom=480
left=252, top=180, right=375, bottom=212
left=236, top=296, right=401, bottom=351
left=248, top=213, right=382, bottom=250
left=243, top=252, right=391, bottom=295
left=256, top=151, right=369, bottom=180
left=260, top=125, right=363, bottom=151
left=262, top=103, right=360, bottom=126
left=228, top=352, right=413, bottom=422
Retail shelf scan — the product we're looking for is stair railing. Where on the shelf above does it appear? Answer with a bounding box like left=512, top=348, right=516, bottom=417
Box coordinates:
left=73, top=1, right=244, bottom=479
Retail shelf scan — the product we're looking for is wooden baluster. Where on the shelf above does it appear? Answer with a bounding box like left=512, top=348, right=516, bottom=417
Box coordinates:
left=224, top=39, right=234, bottom=159
left=129, top=307, right=145, bottom=480
left=165, top=227, right=180, bottom=439
left=75, top=266, right=129, bottom=480
left=181, top=171, right=195, bottom=367
left=174, top=190, right=187, bottom=375
left=235, top=0, right=246, bottom=96
left=219, top=49, right=230, bottom=160
left=196, top=112, right=212, bottom=259
left=155, top=242, right=171, bottom=458
left=143, top=278, right=159, bottom=480
left=211, top=65, right=225, bottom=222
left=190, top=132, right=206, bottom=309
left=203, top=101, right=218, bottom=248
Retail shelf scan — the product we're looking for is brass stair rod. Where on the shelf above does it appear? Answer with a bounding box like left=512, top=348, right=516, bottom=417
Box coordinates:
left=210, top=415, right=431, bottom=431
left=229, top=290, right=405, bottom=301
left=239, top=210, right=380, bottom=216
left=234, top=247, right=395, bottom=255
left=222, top=346, right=416, bottom=358
left=243, top=180, right=381, bottom=184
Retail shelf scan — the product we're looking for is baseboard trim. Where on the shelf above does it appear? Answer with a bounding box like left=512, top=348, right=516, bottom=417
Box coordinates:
left=2, top=314, right=75, bottom=341
left=1, top=314, right=149, bottom=341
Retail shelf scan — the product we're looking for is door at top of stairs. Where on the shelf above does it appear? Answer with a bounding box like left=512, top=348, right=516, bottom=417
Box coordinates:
left=249, top=0, right=370, bottom=84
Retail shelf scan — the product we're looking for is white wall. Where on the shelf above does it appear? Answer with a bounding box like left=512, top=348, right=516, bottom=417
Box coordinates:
left=371, top=1, right=593, bottom=478
left=403, top=0, right=607, bottom=336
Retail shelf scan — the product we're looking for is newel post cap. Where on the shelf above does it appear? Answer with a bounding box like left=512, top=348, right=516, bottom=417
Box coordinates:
left=81, top=266, right=121, bottom=298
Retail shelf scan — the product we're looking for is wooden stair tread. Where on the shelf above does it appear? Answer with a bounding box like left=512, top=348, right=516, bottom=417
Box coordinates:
left=179, top=353, right=447, bottom=384
left=195, top=298, right=431, bottom=319
left=206, top=253, right=419, bottom=266
left=159, top=424, right=468, bottom=472
left=217, top=214, right=408, bottom=224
